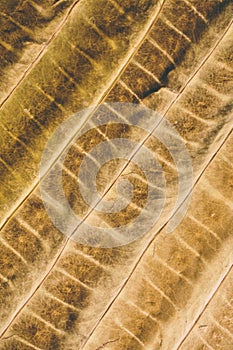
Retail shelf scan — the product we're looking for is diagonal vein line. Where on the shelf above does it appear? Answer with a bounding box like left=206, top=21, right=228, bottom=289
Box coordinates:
left=0, top=0, right=81, bottom=109
left=0, top=0, right=166, bottom=339
left=78, top=19, right=233, bottom=347
left=79, top=126, right=233, bottom=349
left=1, top=4, right=232, bottom=342
left=176, top=264, right=233, bottom=349
left=74, top=18, right=233, bottom=243
left=1, top=3, right=232, bottom=343
left=0, top=0, right=166, bottom=232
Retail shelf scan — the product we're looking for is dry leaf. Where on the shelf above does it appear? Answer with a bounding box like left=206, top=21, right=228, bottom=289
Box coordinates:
left=0, top=0, right=232, bottom=349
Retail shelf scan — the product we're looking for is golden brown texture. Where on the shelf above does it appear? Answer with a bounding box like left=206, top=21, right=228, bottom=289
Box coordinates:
left=0, top=0, right=232, bottom=349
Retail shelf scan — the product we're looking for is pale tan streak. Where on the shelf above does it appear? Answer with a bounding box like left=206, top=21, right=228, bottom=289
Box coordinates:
left=105, top=103, right=133, bottom=125
left=36, top=186, right=66, bottom=213
left=125, top=200, right=148, bottom=213
left=26, top=310, right=66, bottom=335
left=0, top=11, right=34, bottom=36
left=152, top=254, right=193, bottom=285
left=147, top=37, right=176, bottom=65
left=52, top=57, right=92, bottom=98
left=118, top=79, right=142, bottom=103
left=0, top=272, right=10, bottom=284
left=183, top=0, right=208, bottom=24
left=72, top=143, right=101, bottom=167
left=188, top=214, right=222, bottom=242
left=156, top=153, right=177, bottom=171
left=143, top=274, right=178, bottom=311
left=83, top=15, right=117, bottom=50
left=0, top=124, right=33, bottom=155
left=13, top=335, right=44, bottom=350
left=15, top=217, right=48, bottom=252
left=43, top=290, right=81, bottom=312
left=179, top=106, right=216, bottom=126
left=50, top=58, right=79, bottom=87
left=55, top=267, right=94, bottom=291
left=26, top=0, right=49, bottom=17
left=22, top=107, right=45, bottom=130
left=51, top=0, right=67, bottom=8
left=70, top=248, right=110, bottom=272
left=160, top=15, right=192, bottom=43
left=62, top=164, right=79, bottom=182
left=122, top=171, right=163, bottom=192
left=126, top=300, right=160, bottom=324
left=66, top=41, right=99, bottom=69
left=16, top=217, right=42, bottom=241
left=0, top=158, right=19, bottom=177
left=109, top=0, right=133, bottom=22
left=88, top=215, right=116, bottom=231
left=200, top=80, right=232, bottom=102
left=209, top=314, right=233, bottom=340
left=0, top=39, right=14, bottom=52
left=168, top=127, right=199, bottom=149
left=132, top=59, right=162, bottom=84
left=0, top=238, right=27, bottom=264
left=62, top=166, right=87, bottom=193
left=216, top=61, right=233, bottom=73
left=95, top=126, right=111, bottom=143
left=115, top=320, right=145, bottom=347
left=175, top=235, right=206, bottom=262
left=200, top=178, right=233, bottom=211
left=34, top=85, right=66, bottom=113
left=101, top=105, right=139, bottom=149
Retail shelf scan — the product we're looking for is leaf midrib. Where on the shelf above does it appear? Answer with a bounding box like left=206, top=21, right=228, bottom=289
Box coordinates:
left=0, top=0, right=166, bottom=231
left=79, top=19, right=233, bottom=349
left=0, top=0, right=81, bottom=109
left=176, top=264, right=233, bottom=349
left=0, top=0, right=166, bottom=338
left=1, top=14, right=232, bottom=344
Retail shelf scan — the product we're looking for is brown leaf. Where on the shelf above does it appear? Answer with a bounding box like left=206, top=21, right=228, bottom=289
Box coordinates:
left=0, top=0, right=232, bottom=349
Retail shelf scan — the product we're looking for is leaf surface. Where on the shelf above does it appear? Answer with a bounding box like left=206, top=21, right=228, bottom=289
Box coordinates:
left=0, top=1, right=232, bottom=349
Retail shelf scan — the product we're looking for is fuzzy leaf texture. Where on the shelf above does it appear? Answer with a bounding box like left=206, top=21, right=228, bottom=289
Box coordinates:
left=0, top=0, right=232, bottom=349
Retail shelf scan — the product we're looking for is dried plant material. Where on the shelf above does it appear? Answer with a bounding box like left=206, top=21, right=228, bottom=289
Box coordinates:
left=0, top=0, right=232, bottom=349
